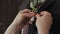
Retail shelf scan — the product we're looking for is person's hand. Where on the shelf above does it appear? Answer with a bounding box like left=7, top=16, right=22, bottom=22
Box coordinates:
left=36, top=11, right=53, bottom=34
left=4, top=9, right=36, bottom=34
left=14, top=9, right=35, bottom=27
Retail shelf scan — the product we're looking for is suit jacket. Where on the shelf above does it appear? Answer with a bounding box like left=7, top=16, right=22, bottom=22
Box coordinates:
left=28, top=0, right=60, bottom=34
left=39, top=0, right=60, bottom=34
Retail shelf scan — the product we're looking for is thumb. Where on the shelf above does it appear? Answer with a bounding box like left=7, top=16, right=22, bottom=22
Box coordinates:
left=36, top=14, right=41, bottom=19
left=36, top=11, right=45, bottom=18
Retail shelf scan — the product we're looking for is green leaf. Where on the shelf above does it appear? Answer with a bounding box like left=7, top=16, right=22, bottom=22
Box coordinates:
left=30, top=0, right=45, bottom=13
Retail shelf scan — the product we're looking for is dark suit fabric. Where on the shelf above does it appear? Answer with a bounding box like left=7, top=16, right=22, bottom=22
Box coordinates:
left=28, top=0, right=60, bottom=34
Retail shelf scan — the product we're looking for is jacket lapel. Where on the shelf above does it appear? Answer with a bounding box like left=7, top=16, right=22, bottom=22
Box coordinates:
left=38, top=0, right=55, bottom=12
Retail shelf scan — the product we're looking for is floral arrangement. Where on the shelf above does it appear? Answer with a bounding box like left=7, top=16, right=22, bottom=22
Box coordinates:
left=29, top=0, right=45, bottom=24
left=30, top=0, right=45, bottom=13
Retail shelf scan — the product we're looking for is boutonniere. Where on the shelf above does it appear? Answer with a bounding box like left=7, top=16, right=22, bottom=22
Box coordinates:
left=30, top=0, right=45, bottom=13
left=29, top=0, right=45, bottom=24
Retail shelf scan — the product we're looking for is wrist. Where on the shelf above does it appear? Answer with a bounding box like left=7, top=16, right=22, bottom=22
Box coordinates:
left=38, top=28, right=49, bottom=34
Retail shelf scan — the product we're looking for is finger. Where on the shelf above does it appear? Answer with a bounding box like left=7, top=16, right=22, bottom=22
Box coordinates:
left=40, top=11, right=51, bottom=16
left=24, top=12, right=36, bottom=18
left=29, top=12, right=36, bottom=18
left=36, top=11, right=47, bottom=19
left=38, top=11, right=45, bottom=16
left=19, top=9, right=30, bottom=13
left=40, top=11, right=52, bottom=21
left=37, top=11, right=45, bottom=16
left=36, top=14, right=41, bottom=19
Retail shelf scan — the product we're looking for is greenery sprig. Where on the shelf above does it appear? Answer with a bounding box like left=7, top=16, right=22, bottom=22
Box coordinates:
left=30, top=0, right=45, bottom=13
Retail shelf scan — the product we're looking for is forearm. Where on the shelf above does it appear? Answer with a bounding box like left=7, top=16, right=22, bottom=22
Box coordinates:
left=4, top=21, right=24, bottom=34
left=4, top=22, right=22, bottom=34
left=4, top=12, right=24, bottom=34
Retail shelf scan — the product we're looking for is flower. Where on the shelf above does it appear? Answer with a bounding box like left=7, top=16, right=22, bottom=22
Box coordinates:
left=29, top=0, right=45, bottom=24
left=30, top=0, right=45, bottom=13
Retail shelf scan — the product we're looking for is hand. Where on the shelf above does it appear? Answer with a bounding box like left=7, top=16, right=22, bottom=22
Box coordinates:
left=15, top=9, right=35, bottom=28
left=36, top=11, right=53, bottom=34
left=4, top=9, right=36, bottom=34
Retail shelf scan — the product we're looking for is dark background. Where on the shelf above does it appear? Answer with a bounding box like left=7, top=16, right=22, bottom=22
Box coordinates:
left=0, top=0, right=60, bottom=34
left=0, top=0, right=21, bottom=34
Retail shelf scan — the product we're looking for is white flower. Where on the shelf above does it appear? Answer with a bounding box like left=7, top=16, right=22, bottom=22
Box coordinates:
left=30, top=0, right=45, bottom=13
